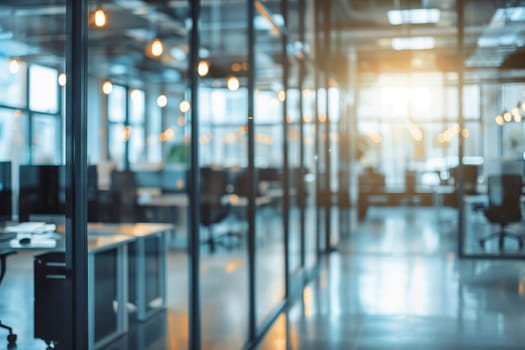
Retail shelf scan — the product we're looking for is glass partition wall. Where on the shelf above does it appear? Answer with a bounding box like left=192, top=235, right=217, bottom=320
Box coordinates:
left=254, top=1, right=286, bottom=327
left=0, top=0, right=329, bottom=349
left=198, top=1, right=250, bottom=348
left=86, top=1, right=192, bottom=348
left=0, top=1, right=82, bottom=349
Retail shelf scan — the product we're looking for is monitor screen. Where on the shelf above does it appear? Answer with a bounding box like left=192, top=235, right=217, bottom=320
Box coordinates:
left=19, top=165, right=65, bottom=222
left=0, top=161, right=12, bottom=221
left=134, top=170, right=161, bottom=188
left=161, top=169, right=186, bottom=193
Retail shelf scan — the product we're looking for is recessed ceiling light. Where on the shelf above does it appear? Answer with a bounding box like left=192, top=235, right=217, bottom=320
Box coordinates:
left=388, top=9, right=440, bottom=25
left=392, top=37, right=435, bottom=50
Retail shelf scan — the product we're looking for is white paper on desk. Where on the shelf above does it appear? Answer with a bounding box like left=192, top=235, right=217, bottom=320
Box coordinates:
left=5, top=222, right=57, bottom=234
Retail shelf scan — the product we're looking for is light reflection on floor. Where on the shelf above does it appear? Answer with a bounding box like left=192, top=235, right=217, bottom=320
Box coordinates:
left=259, top=207, right=525, bottom=349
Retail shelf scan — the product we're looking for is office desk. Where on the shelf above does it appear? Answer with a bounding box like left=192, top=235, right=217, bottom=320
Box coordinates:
left=88, top=235, right=133, bottom=350
left=88, top=223, right=172, bottom=321
left=33, top=234, right=133, bottom=350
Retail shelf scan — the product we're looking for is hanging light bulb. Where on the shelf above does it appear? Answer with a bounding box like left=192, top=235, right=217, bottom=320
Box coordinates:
left=146, top=37, right=164, bottom=58
left=227, top=76, right=240, bottom=91
left=197, top=60, right=210, bottom=77
left=102, top=81, right=113, bottom=95
left=179, top=100, right=191, bottom=113
left=157, top=94, right=168, bottom=108
left=93, top=6, right=107, bottom=28
left=503, top=111, right=512, bottom=122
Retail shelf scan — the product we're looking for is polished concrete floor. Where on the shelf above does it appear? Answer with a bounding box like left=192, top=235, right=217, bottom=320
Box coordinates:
left=2, top=206, right=525, bottom=349
left=259, top=207, right=525, bottom=349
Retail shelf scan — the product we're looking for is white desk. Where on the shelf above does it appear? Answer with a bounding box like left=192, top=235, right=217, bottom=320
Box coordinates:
left=87, top=234, right=133, bottom=350
left=88, top=223, right=173, bottom=321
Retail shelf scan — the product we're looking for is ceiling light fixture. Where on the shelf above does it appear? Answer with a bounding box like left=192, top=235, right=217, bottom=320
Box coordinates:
left=388, top=8, right=440, bottom=25
left=92, top=5, right=107, bottom=28
left=102, top=81, right=113, bottom=95
left=157, top=94, right=167, bottom=108
left=89, top=3, right=108, bottom=28
left=197, top=60, right=210, bottom=77
left=227, top=76, right=240, bottom=91
left=146, top=37, right=164, bottom=58
left=392, top=37, right=435, bottom=50
left=179, top=100, right=191, bottom=113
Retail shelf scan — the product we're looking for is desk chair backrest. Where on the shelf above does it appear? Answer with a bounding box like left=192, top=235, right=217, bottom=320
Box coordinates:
left=109, top=170, right=137, bottom=222
left=200, top=168, right=230, bottom=226
left=487, top=175, right=522, bottom=222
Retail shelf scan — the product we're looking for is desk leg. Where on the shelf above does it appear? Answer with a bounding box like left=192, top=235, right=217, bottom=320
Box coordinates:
left=117, top=244, right=128, bottom=334
left=160, top=231, right=168, bottom=307
left=136, top=238, right=146, bottom=321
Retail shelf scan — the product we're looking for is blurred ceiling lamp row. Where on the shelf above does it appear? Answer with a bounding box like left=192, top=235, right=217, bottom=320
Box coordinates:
left=89, top=5, right=164, bottom=59
left=101, top=81, right=190, bottom=112
left=495, top=101, right=525, bottom=125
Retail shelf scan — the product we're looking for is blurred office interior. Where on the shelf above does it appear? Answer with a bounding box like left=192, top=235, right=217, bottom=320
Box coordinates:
left=1, top=0, right=525, bottom=349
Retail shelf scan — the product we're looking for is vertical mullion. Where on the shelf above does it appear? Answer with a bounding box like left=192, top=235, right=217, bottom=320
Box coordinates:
left=26, top=65, right=32, bottom=164
left=456, top=0, right=465, bottom=258
left=298, top=0, right=306, bottom=271
left=247, top=0, right=257, bottom=342
left=324, top=0, right=333, bottom=252
left=66, top=0, right=88, bottom=349
left=281, top=0, right=290, bottom=299
left=313, top=0, right=322, bottom=259
left=188, top=0, right=202, bottom=349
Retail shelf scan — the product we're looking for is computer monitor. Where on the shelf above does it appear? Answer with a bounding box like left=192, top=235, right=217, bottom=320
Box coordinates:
left=134, top=170, right=161, bottom=188
left=161, top=168, right=186, bottom=193
left=19, top=165, right=65, bottom=222
left=0, top=161, right=12, bottom=221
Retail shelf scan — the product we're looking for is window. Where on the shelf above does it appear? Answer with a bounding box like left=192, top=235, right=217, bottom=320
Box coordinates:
left=29, top=65, right=58, bottom=114
left=0, top=58, right=27, bottom=108
left=32, top=114, right=60, bottom=164
left=106, top=85, right=146, bottom=166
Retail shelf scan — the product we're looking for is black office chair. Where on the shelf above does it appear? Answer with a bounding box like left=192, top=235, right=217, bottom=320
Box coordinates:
left=479, top=175, right=523, bottom=251
left=200, top=168, right=231, bottom=253
left=0, top=249, right=17, bottom=346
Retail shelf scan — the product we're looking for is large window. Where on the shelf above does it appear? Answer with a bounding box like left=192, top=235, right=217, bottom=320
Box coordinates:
left=357, top=73, right=482, bottom=187
left=107, top=85, right=146, bottom=167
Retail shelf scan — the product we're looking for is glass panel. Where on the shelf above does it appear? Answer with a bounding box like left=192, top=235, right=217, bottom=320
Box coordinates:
left=0, top=57, right=27, bottom=108
left=0, top=1, right=71, bottom=349
left=87, top=1, right=190, bottom=348
left=199, top=1, right=249, bottom=348
left=32, top=114, right=60, bottom=164
left=255, top=2, right=285, bottom=326
left=29, top=65, right=58, bottom=113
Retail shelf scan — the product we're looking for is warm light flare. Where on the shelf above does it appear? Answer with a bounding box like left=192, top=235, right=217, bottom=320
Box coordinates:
left=197, top=60, right=209, bottom=77
left=94, top=7, right=107, bottom=28
left=102, top=81, right=113, bottom=95
left=227, top=76, right=240, bottom=91
left=157, top=94, right=167, bottom=108
left=179, top=100, right=191, bottom=113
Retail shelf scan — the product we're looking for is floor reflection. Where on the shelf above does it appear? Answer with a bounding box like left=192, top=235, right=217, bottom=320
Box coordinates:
left=260, top=207, right=525, bottom=349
